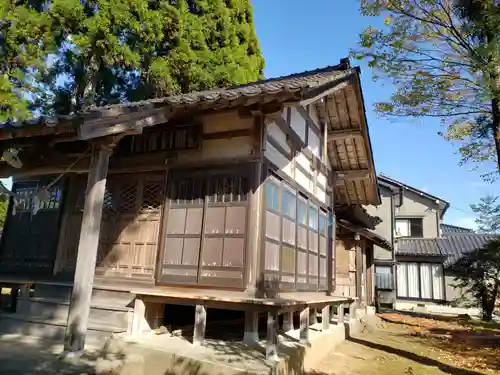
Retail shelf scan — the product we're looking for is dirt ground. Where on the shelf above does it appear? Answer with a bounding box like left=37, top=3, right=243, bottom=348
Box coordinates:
left=0, top=313, right=499, bottom=374
left=310, top=313, right=500, bottom=375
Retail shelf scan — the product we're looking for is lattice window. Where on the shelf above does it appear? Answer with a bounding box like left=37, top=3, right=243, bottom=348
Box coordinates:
left=117, top=183, right=138, bottom=213
left=141, top=182, right=163, bottom=212
left=118, top=124, right=200, bottom=155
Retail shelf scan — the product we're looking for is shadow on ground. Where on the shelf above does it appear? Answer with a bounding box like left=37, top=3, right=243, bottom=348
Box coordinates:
left=0, top=335, right=100, bottom=374
left=346, top=336, right=485, bottom=375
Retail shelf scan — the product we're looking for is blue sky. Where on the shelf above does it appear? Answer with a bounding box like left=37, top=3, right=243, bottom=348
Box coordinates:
left=252, top=0, right=499, bottom=229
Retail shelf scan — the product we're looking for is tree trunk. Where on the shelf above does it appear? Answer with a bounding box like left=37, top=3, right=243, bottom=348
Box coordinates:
left=491, top=96, right=500, bottom=174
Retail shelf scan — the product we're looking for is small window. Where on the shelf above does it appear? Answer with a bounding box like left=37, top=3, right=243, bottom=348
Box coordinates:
left=298, top=198, right=307, bottom=226
left=375, top=266, right=393, bottom=290
left=395, top=218, right=423, bottom=237
left=282, top=188, right=296, bottom=219
left=309, top=203, right=318, bottom=230
left=266, top=182, right=280, bottom=212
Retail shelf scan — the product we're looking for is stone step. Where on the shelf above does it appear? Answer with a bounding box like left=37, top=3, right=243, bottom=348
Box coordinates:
left=17, top=297, right=132, bottom=330
left=0, top=313, right=126, bottom=345
left=33, top=283, right=135, bottom=305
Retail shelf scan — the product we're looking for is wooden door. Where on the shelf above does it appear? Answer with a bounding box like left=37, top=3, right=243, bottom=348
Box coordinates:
left=159, top=167, right=250, bottom=288
left=0, top=179, right=65, bottom=275
left=96, top=173, right=165, bottom=280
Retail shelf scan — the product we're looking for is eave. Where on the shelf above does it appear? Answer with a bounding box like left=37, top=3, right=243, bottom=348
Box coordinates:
left=315, top=68, right=380, bottom=206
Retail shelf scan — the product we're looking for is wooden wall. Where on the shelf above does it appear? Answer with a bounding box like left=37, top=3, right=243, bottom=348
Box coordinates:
left=53, top=109, right=259, bottom=283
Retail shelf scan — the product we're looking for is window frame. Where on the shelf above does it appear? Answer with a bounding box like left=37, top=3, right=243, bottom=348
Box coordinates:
left=395, top=217, right=424, bottom=238
left=396, top=262, right=445, bottom=301
left=263, top=172, right=331, bottom=291
left=374, top=265, right=393, bottom=290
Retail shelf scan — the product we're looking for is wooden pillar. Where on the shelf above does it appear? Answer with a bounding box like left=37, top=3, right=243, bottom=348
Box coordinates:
left=337, top=303, right=345, bottom=324
left=326, top=177, right=336, bottom=296
left=355, top=234, right=363, bottom=306
left=299, top=307, right=310, bottom=344
left=266, top=312, right=278, bottom=361
left=245, top=160, right=264, bottom=296
left=366, top=247, right=374, bottom=305
left=193, top=305, right=207, bottom=346
left=282, top=311, right=294, bottom=332
left=63, top=145, right=111, bottom=354
left=17, top=284, right=31, bottom=313
left=362, top=247, right=368, bottom=306
left=321, top=305, right=330, bottom=331
left=243, top=310, right=259, bottom=345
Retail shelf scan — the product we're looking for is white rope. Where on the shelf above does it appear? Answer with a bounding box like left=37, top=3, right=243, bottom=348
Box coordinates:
left=1, top=147, right=91, bottom=215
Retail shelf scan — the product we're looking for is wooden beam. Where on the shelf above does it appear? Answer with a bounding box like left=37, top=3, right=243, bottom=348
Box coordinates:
left=63, top=143, right=112, bottom=354
left=78, top=107, right=171, bottom=140
left=355, top=234, right=363, bottom=306
left=334, top=169, right=370, bottom=185
left=245, top=142, right=264, bottom=296
left=327, top=129, right=362, bottom=142
left=299, top=73, right=353, bottom=107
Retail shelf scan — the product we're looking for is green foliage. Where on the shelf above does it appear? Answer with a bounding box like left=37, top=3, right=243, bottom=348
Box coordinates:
left=0, top=198, right=6, bottom=228
left=451, top=238, right=500, bottom=321
left=354, top=0, right=500, bottom=179
left=2, top=0, right=265, bottom=118
left=470, top=194, right=500, bottom=234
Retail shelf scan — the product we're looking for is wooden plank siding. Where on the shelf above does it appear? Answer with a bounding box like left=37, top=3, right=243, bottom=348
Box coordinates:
left=261, top=105, right=333, bottom=292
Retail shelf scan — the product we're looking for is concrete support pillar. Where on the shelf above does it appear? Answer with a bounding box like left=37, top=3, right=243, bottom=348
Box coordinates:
left=282, top=311, right=294, bottom=332
left=266, top=312, right=279, bottom=361
left=193, top=305, right=207, bottom=346
left=299, top=307, right=310, bottom=344
left=243, top=311, right=259, bottom=345
left=337, top=303, right=345, bottom=324
left=131, top=298, right=148, bottom=335
left=321, top=305, right=330, bottom=331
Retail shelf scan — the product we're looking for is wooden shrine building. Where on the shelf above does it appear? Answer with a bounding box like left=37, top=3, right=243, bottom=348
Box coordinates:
left=0, top=58, right=391, bottom=357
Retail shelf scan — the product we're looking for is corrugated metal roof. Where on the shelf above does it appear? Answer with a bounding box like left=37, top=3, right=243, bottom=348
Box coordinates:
left=396, top=238, right=443, bottom=257
left=441, top=223, right=474, bottom=233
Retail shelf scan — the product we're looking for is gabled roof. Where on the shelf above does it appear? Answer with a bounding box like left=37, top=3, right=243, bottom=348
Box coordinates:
left=378, top=174, right=450, bottom=217
left=0, top=58, right=381, bottom=206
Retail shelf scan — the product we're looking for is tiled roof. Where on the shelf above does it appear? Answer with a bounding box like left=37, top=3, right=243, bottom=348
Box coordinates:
left=396, top=238, right=443, bottom=257
left=441, top=223, right=474, bottom=233
left=0, top=61, right=352, bottom=132
left=396, top=234, right=499, bottom=267
left=439, top=233, right=497, bottom=266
